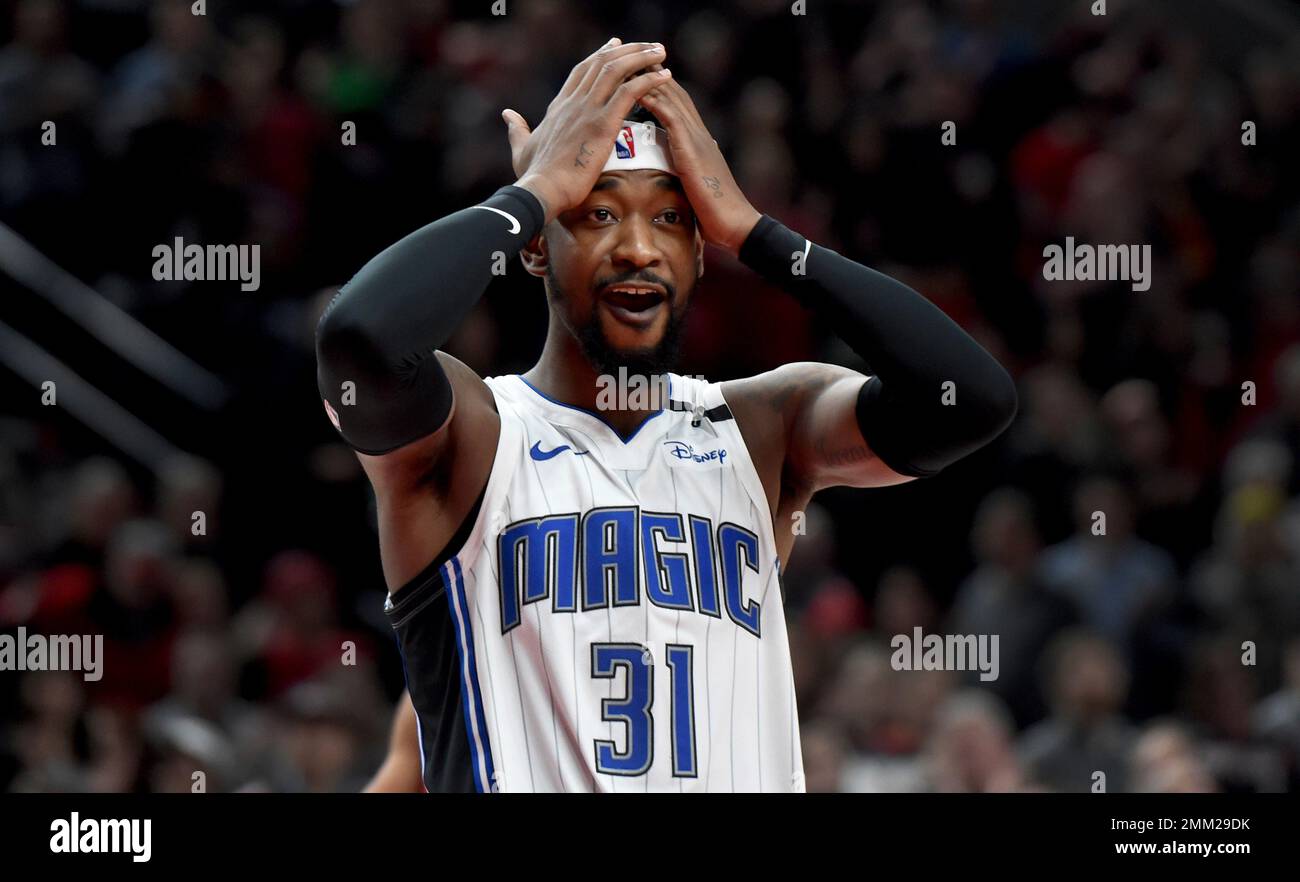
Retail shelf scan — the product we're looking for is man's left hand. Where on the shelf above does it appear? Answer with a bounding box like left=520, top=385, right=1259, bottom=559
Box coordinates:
left=639, top=77, right=761, bottom=258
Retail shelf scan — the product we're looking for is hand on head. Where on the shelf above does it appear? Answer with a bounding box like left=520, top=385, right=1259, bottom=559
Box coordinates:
left=503, top=38, right=671, bottom=224
left=637, top=74, right=761, bottom=257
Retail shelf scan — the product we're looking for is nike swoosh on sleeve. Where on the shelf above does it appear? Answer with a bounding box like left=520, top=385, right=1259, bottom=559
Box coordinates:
left=471, top=205, right=521, bottom=235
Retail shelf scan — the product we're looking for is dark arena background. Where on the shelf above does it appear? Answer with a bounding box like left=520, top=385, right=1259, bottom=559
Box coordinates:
left=0, top=0, right=1298, bottom=863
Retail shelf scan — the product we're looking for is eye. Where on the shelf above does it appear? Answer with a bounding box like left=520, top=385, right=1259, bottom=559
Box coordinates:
left=658, top=209, right=684, bottom=224
left=589, top=207, right=616, bottom=222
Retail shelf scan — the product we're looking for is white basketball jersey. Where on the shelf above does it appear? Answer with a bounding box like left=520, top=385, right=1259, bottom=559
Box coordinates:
left=436, top=372, right=805, bottom=792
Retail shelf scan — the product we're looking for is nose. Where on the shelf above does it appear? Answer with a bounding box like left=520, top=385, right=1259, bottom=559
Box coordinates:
left=608, top=212, right=663, bottom=269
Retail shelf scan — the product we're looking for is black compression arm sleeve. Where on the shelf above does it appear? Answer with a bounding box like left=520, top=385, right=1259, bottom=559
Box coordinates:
left=315, top=184, right=544, bottom=454
left=738, top=215, right=1017, bottom=477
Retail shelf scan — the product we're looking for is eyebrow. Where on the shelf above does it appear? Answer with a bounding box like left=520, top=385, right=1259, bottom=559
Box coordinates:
left=591, top=175, right=685, bottom=194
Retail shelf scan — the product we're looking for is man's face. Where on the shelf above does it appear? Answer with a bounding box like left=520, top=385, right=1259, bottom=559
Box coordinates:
left=532, top=170, right=703, bottom=377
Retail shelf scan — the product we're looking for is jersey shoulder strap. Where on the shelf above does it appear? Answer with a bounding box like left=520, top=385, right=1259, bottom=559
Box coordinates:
left=665, top=372, right=736, bottom=427
left=667, top=373, right=778, bottom=557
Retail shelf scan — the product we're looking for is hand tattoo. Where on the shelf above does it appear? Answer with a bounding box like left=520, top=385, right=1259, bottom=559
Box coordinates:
left=702, top=175, right=723, bottom=198
left=574, top=142, right=594, bottom=168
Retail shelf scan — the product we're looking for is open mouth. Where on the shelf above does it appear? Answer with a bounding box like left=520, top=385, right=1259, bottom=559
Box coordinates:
left=598, top=284, right=667, bottom=326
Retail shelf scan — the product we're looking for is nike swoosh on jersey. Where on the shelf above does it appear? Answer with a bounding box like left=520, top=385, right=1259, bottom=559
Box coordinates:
left=471, top=205, right=521, bottom=234
left=529, top=441, right=588, bottom=460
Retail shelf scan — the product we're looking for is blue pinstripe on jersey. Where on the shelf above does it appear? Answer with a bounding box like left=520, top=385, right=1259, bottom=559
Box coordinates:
left=445, top=556, right=496, bottom=792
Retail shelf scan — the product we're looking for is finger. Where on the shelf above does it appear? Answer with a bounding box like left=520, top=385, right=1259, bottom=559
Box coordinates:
left=584, top=42, right=666, bottom=100
left=608, top=68, right=673, bottom=120
left=501, top=109, right=531, bottom=155
left=650, top=83, right=709, bottom=140
left=559, top=36, right=621, bottom=97
left=629, top=62, right=665, bottom=117
left=647, top=76, right=704, bottom=126
left=575, top=41, right=661, bottom=97
left=637, top=82, right=684, bottom=127
left=572, top=39, right=652, bottom=95
left=671, top=78, right=707, bottom=124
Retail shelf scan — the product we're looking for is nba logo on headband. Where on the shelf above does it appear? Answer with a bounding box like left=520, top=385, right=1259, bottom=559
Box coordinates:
left=615, top=126, right=635, bottom=160
left=603, top=120, right=675, bottom=175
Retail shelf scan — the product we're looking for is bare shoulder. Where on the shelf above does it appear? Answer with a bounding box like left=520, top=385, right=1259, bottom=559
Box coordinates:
left=358, top=350, right=501, bottom=589
left=358, top=351, right=498, bottom=488
left=719, top=363, right=856, bottom=524
left=723, top=361, right=908, bottom=505
left=720, top=362, right=862, bottom=426
left=435, top=350, right=495, bottom=409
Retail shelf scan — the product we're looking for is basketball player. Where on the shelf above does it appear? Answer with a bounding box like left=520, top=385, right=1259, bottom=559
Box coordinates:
left=318, top=39, right=1016, bottom=792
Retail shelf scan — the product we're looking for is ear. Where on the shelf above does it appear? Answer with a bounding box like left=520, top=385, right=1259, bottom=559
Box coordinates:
left=519, top=230, right=548, bottom=279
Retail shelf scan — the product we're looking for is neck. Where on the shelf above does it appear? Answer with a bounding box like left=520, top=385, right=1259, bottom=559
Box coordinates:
left=523, top=320, right=668, bottom=440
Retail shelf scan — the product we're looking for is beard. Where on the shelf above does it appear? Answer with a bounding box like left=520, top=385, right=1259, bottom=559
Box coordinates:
left=548, top=264, right=690, bottom=378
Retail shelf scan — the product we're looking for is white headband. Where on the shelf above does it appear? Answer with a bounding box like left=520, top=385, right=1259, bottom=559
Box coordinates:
left=602, top=120, right=676, bottom=175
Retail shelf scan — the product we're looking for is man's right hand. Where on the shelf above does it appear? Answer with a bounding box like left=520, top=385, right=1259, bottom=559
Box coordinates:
left=503, top=38, right=670, bottom=224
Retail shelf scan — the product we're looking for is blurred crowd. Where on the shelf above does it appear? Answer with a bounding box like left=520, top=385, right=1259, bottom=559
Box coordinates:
left=1, top=0, right=1298, bottom=792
